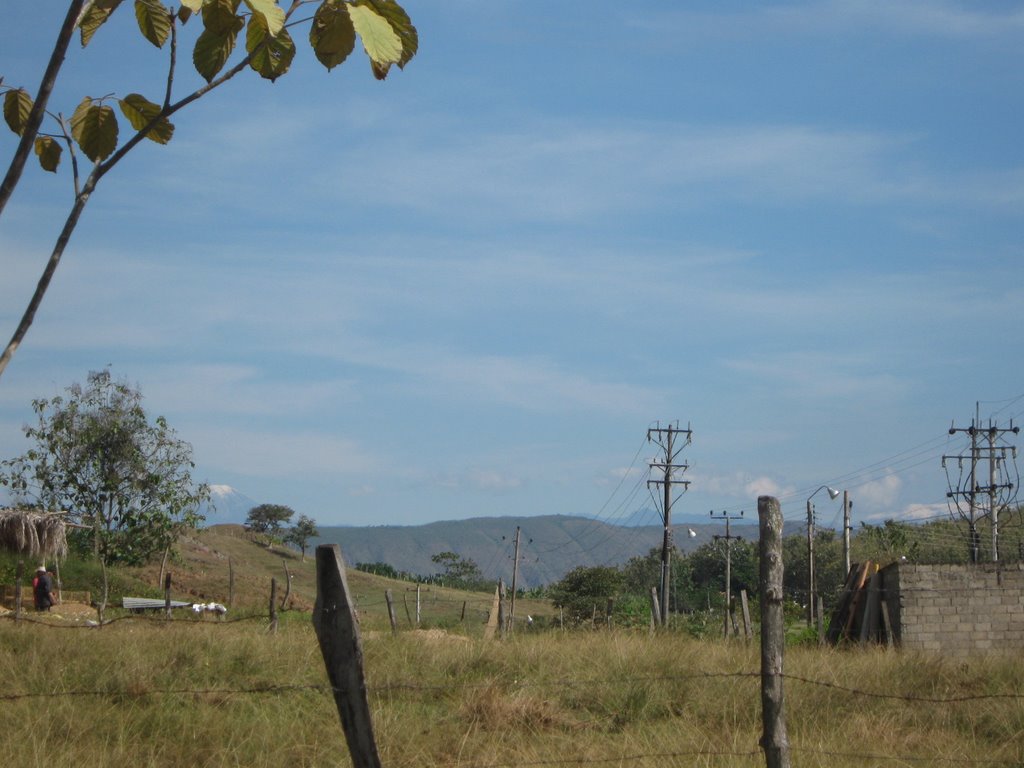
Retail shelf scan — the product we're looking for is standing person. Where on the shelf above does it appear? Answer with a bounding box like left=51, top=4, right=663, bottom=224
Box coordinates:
left=34, top=566, right=56, bottom=612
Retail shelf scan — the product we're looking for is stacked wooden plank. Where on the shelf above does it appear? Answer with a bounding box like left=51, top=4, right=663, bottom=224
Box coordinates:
left=825, top=561, right=894, bottom=647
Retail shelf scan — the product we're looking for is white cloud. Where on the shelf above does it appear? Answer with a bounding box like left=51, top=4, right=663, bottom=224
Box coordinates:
left=186, top=426, right=378, bottom=478
left=695, top=470, right=797, bottom=501
left=429, top=468, right=525, bottom=493
left=854, top=473, right=904, bottom=508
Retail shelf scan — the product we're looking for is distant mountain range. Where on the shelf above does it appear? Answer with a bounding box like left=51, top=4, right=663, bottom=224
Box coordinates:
left=312, top=514, right=768, bottom=587
left=200, top=486, right=795, bottom=586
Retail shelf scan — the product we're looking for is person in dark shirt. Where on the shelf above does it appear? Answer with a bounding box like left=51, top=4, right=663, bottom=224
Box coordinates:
left=34, top=566, right=56, bottom=611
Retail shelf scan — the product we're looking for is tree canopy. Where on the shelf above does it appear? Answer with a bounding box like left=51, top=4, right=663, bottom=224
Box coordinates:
left=245, top=503, right=294, bottom=534
left=0, top=369, right=208, bottom=566
left=284, top=513, right=318, bottom=560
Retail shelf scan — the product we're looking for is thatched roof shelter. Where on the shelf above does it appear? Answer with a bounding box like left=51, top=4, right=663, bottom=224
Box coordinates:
left=0, top=508, right=69, bottom=561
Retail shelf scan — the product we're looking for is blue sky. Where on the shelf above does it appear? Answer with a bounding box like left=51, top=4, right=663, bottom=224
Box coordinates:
left=1, top=1, right=1022, bottom=531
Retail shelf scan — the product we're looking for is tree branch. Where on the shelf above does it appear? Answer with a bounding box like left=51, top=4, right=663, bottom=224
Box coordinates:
left=0, top=0, right=87, bottom=219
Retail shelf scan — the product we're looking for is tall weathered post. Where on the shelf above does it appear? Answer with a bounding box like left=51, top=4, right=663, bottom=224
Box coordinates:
left=758, top=495, right=791, bottom=768
left=313, top=544, right=382, bottom=768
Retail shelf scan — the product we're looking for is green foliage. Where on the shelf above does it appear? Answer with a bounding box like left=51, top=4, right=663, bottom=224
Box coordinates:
left=430, top=550, right=487, bottom=589
left=2, top=0, right=418, bottom=172
left=548, top=565, right=624, bottom=624
left=355, top=561, right=398, bottom=579
left=0, top=370, right=208, bottom=567
left=245, top=503, right=294, bottom=534
left=0, top=0, right=417, bottom=383
left=282, top=513, right=318, bottom=559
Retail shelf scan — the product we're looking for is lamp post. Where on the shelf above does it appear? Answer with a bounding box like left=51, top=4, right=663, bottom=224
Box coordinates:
left=806, top=485, right=839, bottom=627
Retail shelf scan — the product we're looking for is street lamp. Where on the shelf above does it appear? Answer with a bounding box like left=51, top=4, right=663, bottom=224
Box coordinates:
left=806, top=485, right=839, bottom=627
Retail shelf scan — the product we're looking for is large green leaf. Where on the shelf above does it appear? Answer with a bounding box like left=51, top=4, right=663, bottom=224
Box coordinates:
left=70, top=102, right=119, bottom=163
left=309, top=0, right=356, bottom=71
left=202, top=0, right=244, bottom=35
left=246, top=15, right=295, bottom=81
left=3, top=88, right=33, bottom=136
left=179, top=0, right=203, bottom=11
left=34, top=136, right=62, bottom=173
left=134, top=0, right=171, bottom=48
left=193, top=26, right=238, bottom=82
left=364, top=0, right=417, bottom=68
left=243, top=0, right=285, bottom=38
left=78, top=0, right=123, bottom=47
left=348, top=2, right=402, bottom=69
left=118, top=93, right=175, bottom=143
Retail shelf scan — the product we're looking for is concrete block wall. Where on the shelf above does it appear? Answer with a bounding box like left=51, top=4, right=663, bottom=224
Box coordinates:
left=882, top=562, right=1024, bottom=655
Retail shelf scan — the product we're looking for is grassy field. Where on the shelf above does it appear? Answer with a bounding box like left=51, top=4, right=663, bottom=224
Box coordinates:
left=2, top=612, right=1022, bottom=768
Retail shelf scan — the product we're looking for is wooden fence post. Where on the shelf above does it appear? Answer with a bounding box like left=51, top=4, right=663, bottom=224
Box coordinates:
left=281, top=560, right=292, bottom=610
left=385, top=590, right=398, bottom=637
left=649, top=587, right=661, bottom=630
left=228, top=556, right=235, bottom=609
left=484, top=584, right=500, bottom=640
left=605, top=598, right=615, bottom=630
left=740, top=589, right=753, bottom=640
left=498, top=579, right=507, bottom=638
left=758, top=495, right=791, bottom=768
left=415, top=583, right=421, bottom=626
left=15, top=560, right=24, bottom=621
left=816, top=596, right=825, bottom=645
left=312, top=544, right=382, bottom=768
left=164, top=573, right=172, bottom=620
left=402, top=591, right=412, bottom=627
left=269, top=577, right=278, bottom=633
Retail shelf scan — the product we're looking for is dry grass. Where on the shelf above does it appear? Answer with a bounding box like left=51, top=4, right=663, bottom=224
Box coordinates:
left=2, top=617, right=1021, bottom=768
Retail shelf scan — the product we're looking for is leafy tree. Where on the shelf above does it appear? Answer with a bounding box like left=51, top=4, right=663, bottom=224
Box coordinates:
left=548, top=565, right=624, bottom=625
left=855, top=519, right=921, bottom=565
left=0, top=1, right=417, bottom=381
left=688, top=538, right=758, bottom=604
left=283, top=513, right=318, bottom=561
left=0, top=369, right=208, bottom=567
left=430, top=550, right=485, bottom=588
left=620, top=545, right=699, bottom=613
left=245, top=503, right=294, bottom=534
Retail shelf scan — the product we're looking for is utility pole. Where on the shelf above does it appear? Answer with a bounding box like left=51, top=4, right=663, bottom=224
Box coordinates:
left=944, top=406, right=1019, bottom=563
left=509, top=526, right=521, bottom=632
left=805, top=485, right=838, bottom=627
left=711, top=509, right=744, bottom=637
left=647, top=421, right=692, bottom=627
left=842, top=490, right=852, bottom=577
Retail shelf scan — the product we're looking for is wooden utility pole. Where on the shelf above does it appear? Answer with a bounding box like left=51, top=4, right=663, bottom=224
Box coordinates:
left=711, top=509, right=743, bottom=637
left=509, top=526, right=521, bottom=632
left=758, top=495, right=791, bottom=768
left=806, top=497, right=815, bottom=627
left=842, top=490, right=852, bottom=577
left=312, top=544, right=382, bottom=768
left=805, top=485, right=838, bottom=627
left=647, top=421, right=692, bottom=626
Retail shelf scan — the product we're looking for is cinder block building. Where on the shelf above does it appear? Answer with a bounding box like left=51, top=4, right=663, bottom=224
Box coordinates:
left=882, top=562, right=1024, bottom=655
